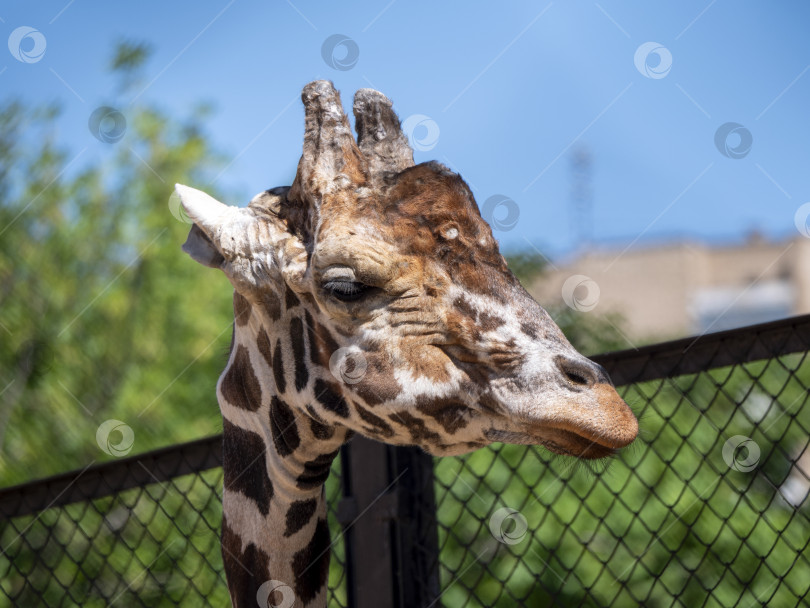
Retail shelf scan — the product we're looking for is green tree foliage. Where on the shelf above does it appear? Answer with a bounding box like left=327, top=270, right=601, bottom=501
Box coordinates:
left=503, top=250, right=548, bottom=286
left=110, top=40, right=151, bottom=73
left=0, top=46, right=234, bottom=487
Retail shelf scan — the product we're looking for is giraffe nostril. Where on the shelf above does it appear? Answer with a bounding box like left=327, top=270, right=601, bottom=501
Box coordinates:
left=555, top=355, right=597, bottom=389
left=565, top=370, right=589, bottom=386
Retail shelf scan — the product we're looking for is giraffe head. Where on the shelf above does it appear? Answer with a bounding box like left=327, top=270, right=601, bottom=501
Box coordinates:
left=177, top=80, right=637, bottom=461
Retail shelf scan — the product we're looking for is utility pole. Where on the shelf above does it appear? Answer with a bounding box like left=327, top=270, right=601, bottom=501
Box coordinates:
left=570, top=145, right=593, bottom=249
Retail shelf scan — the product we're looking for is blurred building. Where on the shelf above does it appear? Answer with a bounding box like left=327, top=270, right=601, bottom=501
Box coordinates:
left=528, top=234, right=810, bottom=342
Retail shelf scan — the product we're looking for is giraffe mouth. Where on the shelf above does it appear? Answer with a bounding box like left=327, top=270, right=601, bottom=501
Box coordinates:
left=485, top=427, right=617, bottom=460
left=538, top=427, right=618, bottom=459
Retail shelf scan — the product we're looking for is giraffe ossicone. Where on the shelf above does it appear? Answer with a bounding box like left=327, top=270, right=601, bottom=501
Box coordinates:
left=176, top=80, right=638, bottom=608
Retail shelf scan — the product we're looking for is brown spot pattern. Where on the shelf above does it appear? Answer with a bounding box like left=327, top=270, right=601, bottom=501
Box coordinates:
left=270, top=396, right=301, bottom=457
left=272, top=340, right=287, bottom=394
left=284, top=498, right=318, bottom=537
left=261, top=290, right=282, bottom=322
left=284, top=284, right=300, bottom=310
left=233, top=292, right=251, bottom=326
left=305, top=310, right=339, bottom=370
left=454, top=358, right=490, bottom=388
left=221, top=517, right=270, bottom=608
left=306, top=406, right=336, bottom=440
left=478, top=310, right=505, bottom=331
left=291, top=518, right=331, bottom=605
left=451, top=295, right=504, bottom=334
left=296, top=450, right=339, bottom=490
left=350, top=356, right=401, bottom=406
left=477, top=391, right=503, bottom=416
left=390, top=411, right=442, bottom=445
left=354, top=402, right=394, bottom=437
left=453, top=295, right=476, bottom=319
left=222, top=420, right=273, bottom=516
left=220, top=345, right=262, bottom=411
left=415, top=397, right=471, bottom=434
left=313, top=379, right=349, bottom=418
left=520, top=321, right=539, bottom=340
left=256, top=327, right=273, bottom=369
left=290, top=317, right=309, bottom=391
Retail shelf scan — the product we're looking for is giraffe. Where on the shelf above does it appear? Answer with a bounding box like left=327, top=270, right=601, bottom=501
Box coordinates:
left=175, top=80, right=638, bottom=608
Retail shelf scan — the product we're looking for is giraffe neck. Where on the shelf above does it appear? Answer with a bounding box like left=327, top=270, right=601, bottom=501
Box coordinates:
left=218, top=292, right=349, bottom=608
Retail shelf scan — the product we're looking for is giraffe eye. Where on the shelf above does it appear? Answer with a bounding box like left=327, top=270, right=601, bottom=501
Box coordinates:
left=323, top=279, right=371, bottom=302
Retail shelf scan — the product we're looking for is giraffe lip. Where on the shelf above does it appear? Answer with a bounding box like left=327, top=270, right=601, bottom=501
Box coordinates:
left=540, top=427, right=617, bottom=459
left=485, top=427, right=617, bottom=460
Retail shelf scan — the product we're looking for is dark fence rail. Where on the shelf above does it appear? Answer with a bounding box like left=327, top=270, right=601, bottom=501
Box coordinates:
left=0, top=436, right=222, bottom=520
left=2, top=314, right=810, bottom=607
left=592, top=313, right=810, bottom=385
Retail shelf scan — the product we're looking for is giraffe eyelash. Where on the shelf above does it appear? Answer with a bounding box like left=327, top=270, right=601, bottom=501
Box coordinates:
left=322, top=279, right=372, bottom=302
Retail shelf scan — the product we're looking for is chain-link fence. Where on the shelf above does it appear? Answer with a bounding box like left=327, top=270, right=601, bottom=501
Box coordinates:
left=0, top=438, right=348, bottom=607
left=2, top=315, right=809, bottom=607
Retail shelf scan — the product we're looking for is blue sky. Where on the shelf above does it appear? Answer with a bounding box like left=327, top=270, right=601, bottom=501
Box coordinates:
left=3, top=0, right=810, bottom=258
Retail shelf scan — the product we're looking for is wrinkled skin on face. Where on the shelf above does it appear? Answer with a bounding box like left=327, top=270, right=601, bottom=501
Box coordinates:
left=178, top=80, right=637, bottom=460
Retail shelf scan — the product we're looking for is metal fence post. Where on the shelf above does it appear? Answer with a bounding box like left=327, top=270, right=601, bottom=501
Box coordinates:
left=339, top=436, right=441, bottom=608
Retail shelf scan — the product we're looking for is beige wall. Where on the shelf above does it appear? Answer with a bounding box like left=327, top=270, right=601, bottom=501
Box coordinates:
left=793, top=238, right=810, bottom=312
left=528, top=236, right=810, bottom=342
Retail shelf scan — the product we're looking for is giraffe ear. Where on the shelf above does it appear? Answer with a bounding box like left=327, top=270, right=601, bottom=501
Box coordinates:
left=182, top=224, right=225, bottom=268
left=175, top=183, right=239, bottom=269
left=174, top=184, right=291, bottom=289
